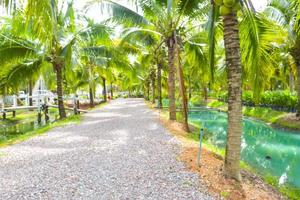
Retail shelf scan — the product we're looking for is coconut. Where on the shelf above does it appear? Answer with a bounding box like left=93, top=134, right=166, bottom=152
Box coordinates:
left=223, top=0, right=235, bottom=7
left=219, top=5, right=231, bottom=16
left=215, top=0, right=223, bottom=6
left=232, top=2, right=241, bottom=11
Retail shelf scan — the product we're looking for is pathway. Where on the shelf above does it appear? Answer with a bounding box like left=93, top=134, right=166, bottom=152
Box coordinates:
left=0, top=98, right=213, bottom=200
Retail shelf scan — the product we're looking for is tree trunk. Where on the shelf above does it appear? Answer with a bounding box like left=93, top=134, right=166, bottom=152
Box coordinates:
left=29, top=79, right=33, bottom=107
left=188, top=74, right=192, bottom=99
left=88, top=65, right=94, bottom=107
left=93, top=83, right=96, bottom=102
left=289, top=71, right=295, bottom=93
left=151, top=70, right=156, bottom=104
left=203, top=85, right=208, bottom=105
left=110, top=82, right=113, bottom=99
left=175, top=35, right=189, bottom=132
left=102, top=77, right=107, bottom=102
left=54, top=63, right=66, bottom=119
left=147, top=85, right=150, bottom=101
left=166, top=33, right=177, bottom=120
left=145, top=80, right=150, bottom=100
left=223, top=12, right=243, bottom=181
left=89, top=86, right=94, bottom=107
left=157, top=62, right=162, bottom=109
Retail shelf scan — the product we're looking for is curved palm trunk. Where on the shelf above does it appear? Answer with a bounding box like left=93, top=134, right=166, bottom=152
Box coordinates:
left=102, top=77, right=107, bottom=102
left=54, top=63, right=66, bottom=119
left=175, top=36, right=189, bottom=132
left=223, top=12, right=243, bottom=181
left=157, top=62, right=162, bottom=109
left=166, top=34, right=177, bottom=120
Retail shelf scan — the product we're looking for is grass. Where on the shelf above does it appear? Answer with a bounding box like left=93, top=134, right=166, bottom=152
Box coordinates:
left=207, top=100, right=226, bottom=109
left=275, top=118, right=300, bottom=130
left=0, top=111, right=36, bottom=125
left=243, top=107, right=285, bottom=123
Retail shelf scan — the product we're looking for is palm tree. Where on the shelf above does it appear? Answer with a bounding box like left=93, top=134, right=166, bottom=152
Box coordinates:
left=102, top=0, right=202, bottom=130
left=23, top=0, right=82, bottom=119
left=265, top=0, right=300, bottom=116
left=221, top=10, right=243, bottom=180
left=207, top=0, right=286, bottom=180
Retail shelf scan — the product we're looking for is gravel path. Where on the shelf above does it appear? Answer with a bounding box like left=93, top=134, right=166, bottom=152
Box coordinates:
left=0, top=98, right=213, bottom=200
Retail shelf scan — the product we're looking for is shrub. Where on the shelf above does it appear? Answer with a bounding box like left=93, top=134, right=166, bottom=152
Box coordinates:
left=217, top=90, right=297, bottom=112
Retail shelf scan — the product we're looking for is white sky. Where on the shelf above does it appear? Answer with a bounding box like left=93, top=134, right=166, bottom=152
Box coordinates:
left=252, top=0, right=269, bottom=11
left=75, top=0, right=269, bottom=22
left=0, top=0, right=269, bottom=24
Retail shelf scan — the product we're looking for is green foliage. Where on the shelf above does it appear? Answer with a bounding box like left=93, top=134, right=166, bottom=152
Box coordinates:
left=243, top=107, right=285, bottom=122
left=190, top=95, right=204, bottom=106
left=218, top=90, right=297, bottom=111
left=207, top=99, right=225, bottom=108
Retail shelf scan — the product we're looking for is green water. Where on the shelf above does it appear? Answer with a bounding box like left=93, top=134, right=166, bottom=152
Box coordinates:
left=0, top=110, right=62, bottom=142
left=189, top=109, right=300, bottom=189
left=0, top=121, right=41, bottom=141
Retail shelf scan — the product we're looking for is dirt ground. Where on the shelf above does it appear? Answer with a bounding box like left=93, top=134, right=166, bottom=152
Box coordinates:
left=66, top=101, right=104, bottom=110
left=155, top=111, right=286, bottom=200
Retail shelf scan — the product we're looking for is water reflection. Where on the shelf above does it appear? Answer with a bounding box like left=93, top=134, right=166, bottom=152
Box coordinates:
left=0, top=111, right=66, bottom=142
left=189, top=109, right=300, bottom=189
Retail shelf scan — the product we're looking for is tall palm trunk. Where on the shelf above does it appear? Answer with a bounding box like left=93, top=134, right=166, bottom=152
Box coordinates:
left=110, top=82, right=113, bottom=99
left=102, top=77, right=107, bottom=102
left=175, top=36, right=189, bottom=132
left=151, top=69, right=156, bottom=104
left=291, top=38, right=300, bottom=116
left=157, top=62, right=162, bottom=109
left=28, top=79, right=33, bottom=107
left=289, top=71, right=295, bottom=93
left=166, top=33, right=177, bottom=120
left=88, top=65, right=94, bottom=107
left=223, top=12, right=243, bottom=181
left=188, top=74, right=192, bottom=99
left=54, top=63, right=66, bottom=119
left=203, top=85, right=208, bottom=105
left=89, top=86, right=94, bottom=107
left=145, top=79, right=150, bottom=100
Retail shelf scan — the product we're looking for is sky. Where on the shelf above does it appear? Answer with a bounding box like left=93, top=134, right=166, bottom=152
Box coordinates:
left=252, top=0, right=269, bottom=11
left=0, top=0, right=269, bottom=23
left=75, top=0, right=269, bottom=22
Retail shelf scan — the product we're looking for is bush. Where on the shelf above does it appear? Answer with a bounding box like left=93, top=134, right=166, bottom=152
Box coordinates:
left=190, top=95, right=203, bottom=106
left=217, top=90, right=298, bottom=112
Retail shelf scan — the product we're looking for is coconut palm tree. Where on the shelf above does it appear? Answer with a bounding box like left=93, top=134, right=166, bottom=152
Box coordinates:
left=265, top=0, right=300, bottom=116
left=99, top=0, right=203, bottom=131
left=207, top=0, right=286, bottom=180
